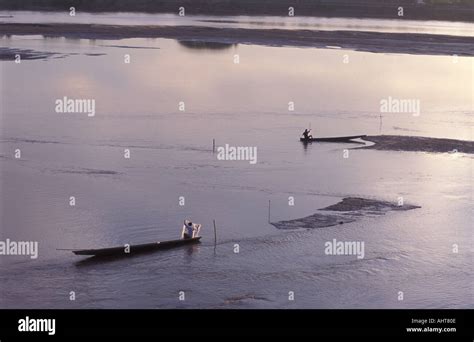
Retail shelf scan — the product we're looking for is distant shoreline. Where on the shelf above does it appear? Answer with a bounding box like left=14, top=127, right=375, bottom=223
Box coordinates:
left=2, top=23, right=474, bottom=57
left=1, top=1, right=473, bottom=23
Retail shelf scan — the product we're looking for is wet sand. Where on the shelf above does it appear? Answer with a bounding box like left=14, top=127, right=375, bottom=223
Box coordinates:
left=272, top=197, right=420, bottom=230
left=0, top=46, right=105, bottom=60
left=361, top=135, right=474, bottom=154
left=1, top=23, right=474, bottom=56
left=3, top=1, right=473, bottom=22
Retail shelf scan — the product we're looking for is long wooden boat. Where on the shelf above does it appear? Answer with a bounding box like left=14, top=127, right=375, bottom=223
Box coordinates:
left=72, top=237, right=201, bottom=257
left=300, top=135, right=367, bottom=143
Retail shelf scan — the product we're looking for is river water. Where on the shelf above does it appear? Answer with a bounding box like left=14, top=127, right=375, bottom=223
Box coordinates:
left=0, top=12, right=472, bottom=308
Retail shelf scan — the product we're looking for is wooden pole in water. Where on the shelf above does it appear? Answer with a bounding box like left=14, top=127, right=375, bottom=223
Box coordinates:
left=213, top=219, right=217, bottom=247
left=212, top=139, right=215, bottom=153
left=268, top=200, right=271, bottom=223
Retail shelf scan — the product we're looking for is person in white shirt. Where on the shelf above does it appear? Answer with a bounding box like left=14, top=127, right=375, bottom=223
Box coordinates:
left=181, top=220, right=201, bottom=239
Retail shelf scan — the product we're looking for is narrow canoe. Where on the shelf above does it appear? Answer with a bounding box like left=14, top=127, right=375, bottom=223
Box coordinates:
left=72, top=237, right=201, bottom=257
left=300, top=135, right=367, bottom=143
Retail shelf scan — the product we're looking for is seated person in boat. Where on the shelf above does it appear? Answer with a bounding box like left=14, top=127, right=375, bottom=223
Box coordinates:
left=181, top=220, right=201, bottom=239
left=302, top=128, right=313, bottom=140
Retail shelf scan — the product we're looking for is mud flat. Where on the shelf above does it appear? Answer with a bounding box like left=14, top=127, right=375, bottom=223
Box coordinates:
left=361, top=135, right=474, bottom=154
left=0, top=47, right=106, bottom=61
left=271, top=197, right=420, bottom=230
left=1, top=23, right=474, bottom=56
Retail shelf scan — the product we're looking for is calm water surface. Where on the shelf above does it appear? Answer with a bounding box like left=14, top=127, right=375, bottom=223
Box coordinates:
left=0, top=15, right=472, bottom=308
